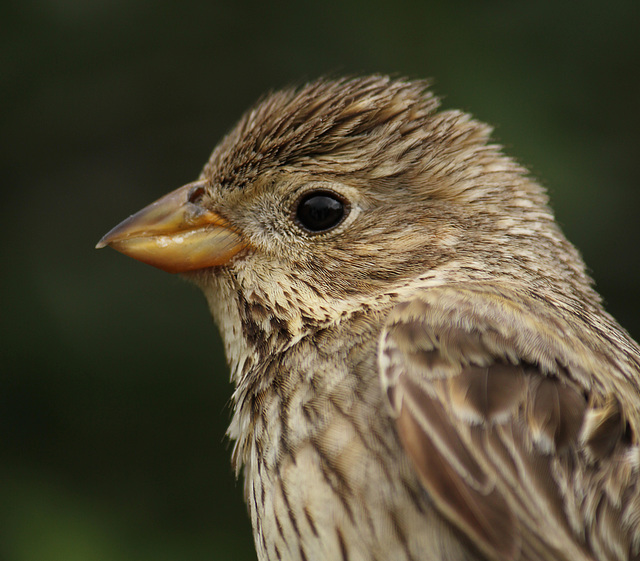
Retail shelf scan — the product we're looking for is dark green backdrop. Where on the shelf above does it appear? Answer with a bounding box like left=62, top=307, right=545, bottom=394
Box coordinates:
left=2, top=2, right=639, bottom=560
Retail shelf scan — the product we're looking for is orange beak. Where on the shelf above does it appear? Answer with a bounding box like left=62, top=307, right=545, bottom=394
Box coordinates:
left=96, top=181, right=246, bottom=273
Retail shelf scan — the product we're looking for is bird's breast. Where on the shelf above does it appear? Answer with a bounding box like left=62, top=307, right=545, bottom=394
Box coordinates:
left=236, top=339, right=480, bottom=561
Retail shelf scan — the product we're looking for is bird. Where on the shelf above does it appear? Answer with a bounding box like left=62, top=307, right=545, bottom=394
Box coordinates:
left=97, top=76, right=640, bottom=561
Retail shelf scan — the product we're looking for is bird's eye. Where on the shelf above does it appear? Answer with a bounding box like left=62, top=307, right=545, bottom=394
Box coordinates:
left=294, top=190, right=349, bottom=233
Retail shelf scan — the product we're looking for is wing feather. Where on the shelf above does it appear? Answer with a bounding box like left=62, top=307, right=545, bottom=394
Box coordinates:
left=379, top=285, right=640, bottom=561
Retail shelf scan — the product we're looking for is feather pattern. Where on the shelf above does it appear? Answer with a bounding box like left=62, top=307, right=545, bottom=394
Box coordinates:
left=380, top=283, right=640, bottom=561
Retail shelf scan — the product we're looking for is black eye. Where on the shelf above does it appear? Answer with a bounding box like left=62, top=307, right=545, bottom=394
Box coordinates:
left=295, top=191, right=348, bottom=233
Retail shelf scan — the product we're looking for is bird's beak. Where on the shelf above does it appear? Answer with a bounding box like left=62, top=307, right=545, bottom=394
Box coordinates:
left=96, top=180, right=246, bottom=273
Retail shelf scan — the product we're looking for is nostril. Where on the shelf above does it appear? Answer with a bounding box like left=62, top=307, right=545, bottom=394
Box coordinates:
left=187, top=185, right=206, bottom=205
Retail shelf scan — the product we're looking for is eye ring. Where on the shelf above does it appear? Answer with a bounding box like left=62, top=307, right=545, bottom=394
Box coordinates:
left=293, top=190, right=350, bottom=234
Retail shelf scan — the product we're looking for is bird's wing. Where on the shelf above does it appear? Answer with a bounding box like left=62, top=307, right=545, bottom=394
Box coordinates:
left=379, top=284, right=639, bottom=561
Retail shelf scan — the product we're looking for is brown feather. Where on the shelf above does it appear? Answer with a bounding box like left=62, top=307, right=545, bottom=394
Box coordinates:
left=448, top=363, right=527, bottom=424
left=380, top=285, right=637, bottom=561
left=580, top=397, right=625, bottom=462
left=397, top=398, right=519, bottom=561
left=527, top=376, right=587, bottom=453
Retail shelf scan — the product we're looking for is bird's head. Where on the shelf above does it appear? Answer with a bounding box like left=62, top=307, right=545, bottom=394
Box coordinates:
left=98, top=76, right=594, bottom=360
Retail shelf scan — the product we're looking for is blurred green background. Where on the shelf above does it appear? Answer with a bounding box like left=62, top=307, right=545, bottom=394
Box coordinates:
left=2, top=2, right=639, bottom=560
